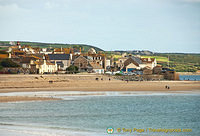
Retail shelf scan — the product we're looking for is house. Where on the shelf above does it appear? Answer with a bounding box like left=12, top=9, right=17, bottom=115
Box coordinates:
left=122, top=56, right=143, bottom=72
left=20, top=45, right=36, bottom=54
left=122, top=56, right=157, bottom=73
left=196, top=70, right=200, bottom=74
left=47, top=54, right=72, bottom=70
left=0, top=54, right=9, bottom=60
left=12, top=50, right=26, bottom=56
left=141, top=57, right=157, bottom=69
left=8, top=42, right=37, bottom=54
left=117, top=57, right=128, bottom=70
left=105, top=59, right=111, bottom=69
left=153, top=65, right=162, bottom=74
left=20, top=56, right=41, bottom=69
left=73, top=56, right=90, bottom=72
left=82, top=48, right=107, bottom=70
left=8, top=45, right=18, bottom=53
left=53, top=48, right=75, bottom=54
left=73, top=55, right=105, bottom=74
left=89, top=62, right=104, bottom=74
left=53, top=48, right=65, bottom=54
left=30, top=60, right=57, bottom=74
left=8, top=41, right=21, bottom=53
left=143, top=66, right=153, bottom=75
left=39, top=48, right=53, bottom=54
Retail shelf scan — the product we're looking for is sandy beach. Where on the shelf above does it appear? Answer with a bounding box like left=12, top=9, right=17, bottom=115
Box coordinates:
left=0, top=74, right=200, bottom=102
left=0, top=96, right=61, bottom=103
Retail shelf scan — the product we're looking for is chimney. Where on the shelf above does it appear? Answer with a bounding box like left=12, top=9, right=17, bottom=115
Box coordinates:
left=70, top=53, right=73, bottom=60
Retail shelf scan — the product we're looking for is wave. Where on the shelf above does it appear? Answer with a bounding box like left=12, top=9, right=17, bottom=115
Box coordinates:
left=0, top=122, right=104, bottom=136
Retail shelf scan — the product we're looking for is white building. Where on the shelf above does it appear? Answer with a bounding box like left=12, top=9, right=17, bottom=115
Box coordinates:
left=31, top=60, right=57, bottom=74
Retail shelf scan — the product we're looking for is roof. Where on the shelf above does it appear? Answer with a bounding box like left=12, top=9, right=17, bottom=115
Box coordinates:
left=30, top=55, right=41, bottom=60
left=34, top=61, right=43, bottom=65
left=32, top=54, right=43, bottom=59
left=131, top=56, right=142, bottom=64
left=155, top=64, right=162, bottom=67
left=34, top=60, right=55, bottom=65
left=123, top=56, right=142, bottom=68
left=10, top=46, right=18, bottom=49
left=141, top=58, right=155, bottom=63
left=74, top=55, right=88, bottom=62
left=89, top=62, right=103, bottom=69
left=0, top=54, right=8, bottom=59
left=48, top=54, right=70, bottom=60
left=14, top=50, right=25, bottom=53
left=46, top=61, right=55, bottom=65
left=143, top=66, right=152, bottom=69
left=21, top=57, right=36, bottom=63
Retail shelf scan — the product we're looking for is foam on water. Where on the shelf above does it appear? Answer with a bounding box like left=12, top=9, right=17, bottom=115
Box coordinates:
left=1, top=92, right=200, bottom=136
left=0, top=123, right=105, bottom=136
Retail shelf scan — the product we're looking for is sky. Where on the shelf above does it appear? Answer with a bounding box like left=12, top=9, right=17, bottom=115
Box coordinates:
left=0, top=0, right=200, bottom=53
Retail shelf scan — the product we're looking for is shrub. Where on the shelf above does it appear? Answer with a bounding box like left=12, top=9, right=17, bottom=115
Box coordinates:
left=0, top=58, right=20, bottom=67
left=66, top=65, right=79, bottom=73
left=115, top=73, right=123, bottom=76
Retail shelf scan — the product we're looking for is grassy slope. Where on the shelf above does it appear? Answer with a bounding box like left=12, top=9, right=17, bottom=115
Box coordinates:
left=142, top=53, right=200, bottom=72
left=0, top=41, right=103, bottom=52
left=108, top=54, right=200, bottom=72
left=141, top=56, right=168, bottom=62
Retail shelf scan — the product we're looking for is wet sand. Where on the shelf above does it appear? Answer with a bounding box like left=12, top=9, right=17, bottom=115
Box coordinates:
left=0, top=74, right=200, bottom=102
left=0, top=96, right=61, bottom=103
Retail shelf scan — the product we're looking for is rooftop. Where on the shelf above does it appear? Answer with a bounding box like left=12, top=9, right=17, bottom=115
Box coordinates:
left=48, top=54, right=70, bottom=60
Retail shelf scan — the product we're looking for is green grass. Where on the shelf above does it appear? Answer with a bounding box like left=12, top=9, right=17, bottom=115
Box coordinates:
left=113, top=55, right=122, bottom=59
left=141, top=54, right=200, bottom=72
left=141, top=56, right=169, bottom=62
left=0, top=41, right=103, bottom=52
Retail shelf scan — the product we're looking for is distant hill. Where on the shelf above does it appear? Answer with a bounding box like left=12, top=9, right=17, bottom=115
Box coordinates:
left=0, top=41, right=104, bottom=52
left=114, top=50, right=154, bottom=55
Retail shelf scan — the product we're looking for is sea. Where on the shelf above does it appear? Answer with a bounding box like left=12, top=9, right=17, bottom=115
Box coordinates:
left=0, top=92, right=200, bottom=136
left=179, top=75, right=200, bottom=81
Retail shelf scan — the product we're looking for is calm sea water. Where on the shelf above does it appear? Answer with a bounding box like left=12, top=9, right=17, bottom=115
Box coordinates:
left=179, top=75, right=200, bottom=81
left=0, top=94, right=200, bottom=136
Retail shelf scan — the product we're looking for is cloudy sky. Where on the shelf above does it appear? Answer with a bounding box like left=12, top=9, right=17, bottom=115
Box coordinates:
left=0, top=0, right=200, bottom=53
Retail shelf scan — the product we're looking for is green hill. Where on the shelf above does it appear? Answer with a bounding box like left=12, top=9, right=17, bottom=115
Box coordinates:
left=142, top=53, right=200, bottom=72
left=0, top=41, right=104, bottom=52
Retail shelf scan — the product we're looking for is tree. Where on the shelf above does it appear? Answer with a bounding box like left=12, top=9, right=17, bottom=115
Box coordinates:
left=66, top=65, right=79, bottom=74
left=0, top=51, right=8, bottom=54
left=0, top=58, right=20, bottom=67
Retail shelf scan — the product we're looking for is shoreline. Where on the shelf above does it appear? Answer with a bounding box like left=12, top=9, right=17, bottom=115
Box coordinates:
left=1, top=90, right=200, bottom=103
left=0, top=96, right=61, bottom=103
left=0, top=74, right=200, bottom=102
left=177, top=72, right=200, bottom=75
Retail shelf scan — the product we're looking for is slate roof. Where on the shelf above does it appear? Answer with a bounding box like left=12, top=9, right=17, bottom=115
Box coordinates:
left=48, top=54, right=70, bottom=60
left=131, top=56, right=142, bottom=64
left=21, top=57, right=37, bottom=63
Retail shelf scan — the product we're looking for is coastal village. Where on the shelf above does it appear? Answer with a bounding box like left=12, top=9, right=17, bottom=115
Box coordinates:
left=0, top=41, right=179, bottom=80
